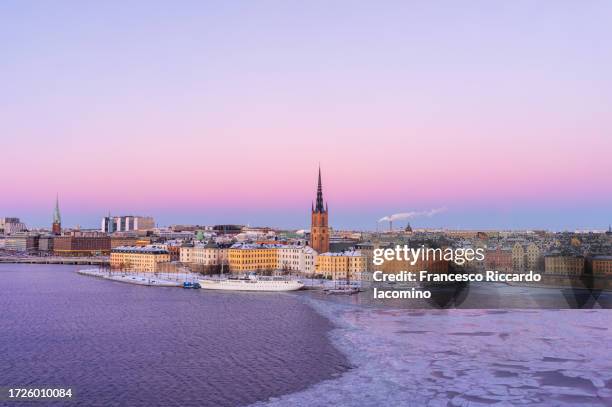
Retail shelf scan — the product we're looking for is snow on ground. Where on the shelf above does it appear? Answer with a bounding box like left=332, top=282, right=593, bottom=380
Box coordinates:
left=257, top=300, right=612, bottom=407
left=77, top=269, right=183, bottom=286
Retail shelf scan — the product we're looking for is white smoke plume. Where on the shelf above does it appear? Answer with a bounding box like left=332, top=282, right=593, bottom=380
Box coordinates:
left=378, top=207, right=447, bottom=223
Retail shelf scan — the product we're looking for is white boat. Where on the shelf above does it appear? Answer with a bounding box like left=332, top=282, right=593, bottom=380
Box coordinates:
left=199, top=274, right=304, bottom=292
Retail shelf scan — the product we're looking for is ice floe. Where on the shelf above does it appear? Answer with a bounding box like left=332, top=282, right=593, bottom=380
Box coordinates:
left=255, top=300, right=612, bottom=406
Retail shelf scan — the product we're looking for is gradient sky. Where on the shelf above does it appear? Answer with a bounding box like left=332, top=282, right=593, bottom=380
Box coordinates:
left=1, top=1, right=611, bottom=230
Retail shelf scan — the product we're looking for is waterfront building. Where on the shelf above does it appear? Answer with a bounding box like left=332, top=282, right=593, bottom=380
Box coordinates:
left=315, top=250, right=366, bottom=280
left=53, top=236, right=111, bottom=256
left=592, top=256, right=612, bottom=275
left=228, top=243, right=279, bottom=273
left=302, top=246, right=317, bottom=275
left=38, top=235, right=54, bottom=252
left=277, top=245, right=317, bottom=274
left=101, top=215, right=155, bottom=233
left=310, top=167, right=330, bottom=254
left=544, top=253, right=585, bottom=275
left=0, top=217, right=27, bottom=235
left=110, top=246, right=171, bottom=272
left=526, top=243, right=542, bottom=271
left=4, top=233, right=39, bottom=253
left=485, top=246, right=513, bottom=271
left=511, top=242, right=543, bottom=272
left=512, top=243, right=525, bottom=271
left=180, top=241, right=229, bottom=266
left=52, top=195, right=61, bottom=235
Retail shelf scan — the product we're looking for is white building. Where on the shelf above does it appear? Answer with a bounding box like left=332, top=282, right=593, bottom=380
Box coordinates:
left=4, top=233, right=39, bottom=252
left=1, top=217, right=27, bottom=235
left=101, top=215, right=155, bottom=233
left=180, top=242, right=229, bottom=266
left=277, top=245, right=317, bottom=275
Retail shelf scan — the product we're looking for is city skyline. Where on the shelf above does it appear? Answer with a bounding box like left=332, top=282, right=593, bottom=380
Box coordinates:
left=3, top=191, right=611, bottom=232
left=2, top=1, right=611, bottom=230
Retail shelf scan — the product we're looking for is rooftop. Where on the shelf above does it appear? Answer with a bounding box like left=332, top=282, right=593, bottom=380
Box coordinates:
left=112, top=245, right=169, bottom=254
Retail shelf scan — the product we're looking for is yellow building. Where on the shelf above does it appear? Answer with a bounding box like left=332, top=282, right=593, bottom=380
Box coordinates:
left=544, top=253, right=584, bottom=275
left=512, top=243, right=525, bottom=271
left=110, top=246, right=171, bottom=273
left=316, top=250, right=366, bottom=280
left=526, top=243, right=542, bottom=271
left=228, top=243, right=279, bottom=273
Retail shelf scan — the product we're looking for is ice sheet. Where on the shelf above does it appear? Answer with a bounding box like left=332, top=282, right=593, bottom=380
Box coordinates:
left=256, top=300, right=612, bottom=406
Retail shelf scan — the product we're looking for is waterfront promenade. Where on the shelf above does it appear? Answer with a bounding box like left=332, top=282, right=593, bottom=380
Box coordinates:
left=0, top=256, right=109, bottom=265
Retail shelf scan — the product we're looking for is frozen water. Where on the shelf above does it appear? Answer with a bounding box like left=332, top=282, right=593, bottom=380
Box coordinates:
left=255, top=300, right=612, bottom=406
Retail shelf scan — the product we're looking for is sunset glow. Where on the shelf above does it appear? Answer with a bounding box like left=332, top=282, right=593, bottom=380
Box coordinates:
left=1, top=1, right=611, bottom=229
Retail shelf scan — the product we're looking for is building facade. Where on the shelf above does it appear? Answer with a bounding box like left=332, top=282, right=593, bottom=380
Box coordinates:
left=53, top=236, right=111, bottom=256
left=101, top=215, right=155, bottom=233
left=310, top=167, right=330, bottom=254
left=512, top=243, right=525, bottom=271
left=180, top=242, right=230, bottom=266
left=228, top=243, right=279, bottom=273
left=276, top=245, right=318, bottom=275
left=110, top=246, right=171, bottom=272
left=5, top=234, right=39, bottom=252
left=485, top=246, right=513, bottom=271
left=1, top=217, right=26, bottom=235
left=110, top=236, right=151, bottom=249
left=592, top=256, right=612, bottom=275
left=544, top=253, right=585, bottom=275
left=316, top=250, right=366, bottom=280
left=38, top=235, right=54, bottom=252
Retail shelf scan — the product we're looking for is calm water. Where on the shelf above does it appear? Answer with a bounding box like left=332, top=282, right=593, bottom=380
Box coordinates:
left=0, top=265, right=349, bottom=407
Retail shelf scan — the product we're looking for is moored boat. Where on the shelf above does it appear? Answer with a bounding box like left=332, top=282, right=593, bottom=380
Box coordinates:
left=324, top=287, right=360, bottom=295
left=199, top=274, right=304, bottom=292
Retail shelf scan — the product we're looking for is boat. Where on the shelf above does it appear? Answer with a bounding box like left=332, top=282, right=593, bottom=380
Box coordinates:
left=324, top=287, right=360, bottom=295
left=324, top=270, right=361, bottom=295
left=199, top=274, right=304, bottom=292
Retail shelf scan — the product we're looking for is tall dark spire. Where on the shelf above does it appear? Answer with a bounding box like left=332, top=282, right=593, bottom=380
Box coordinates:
left=315, top=166, right=325, bottom=212
left=53, top=194, right=61, bottom=224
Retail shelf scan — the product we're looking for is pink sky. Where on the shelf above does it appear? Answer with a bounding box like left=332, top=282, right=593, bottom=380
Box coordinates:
left=1, top=1, right=611, bottom=229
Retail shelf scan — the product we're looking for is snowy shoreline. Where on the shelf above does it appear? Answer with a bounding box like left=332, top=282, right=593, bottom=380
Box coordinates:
left=256, top=298, right=612, bottom=406
left=77, top=268, right=183, bottom=287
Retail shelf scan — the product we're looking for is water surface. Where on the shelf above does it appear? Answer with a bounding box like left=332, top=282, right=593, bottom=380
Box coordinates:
left=0, top=264, right=349, bottom=406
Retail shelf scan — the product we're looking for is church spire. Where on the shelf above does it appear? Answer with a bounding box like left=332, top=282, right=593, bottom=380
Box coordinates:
left=53, top=194, right=61, bottom=224
left=315, top=165, right=325, bottom=212
left=52, top=194, right=62, bottom=235
left=310, top=164, right=329, bottom=253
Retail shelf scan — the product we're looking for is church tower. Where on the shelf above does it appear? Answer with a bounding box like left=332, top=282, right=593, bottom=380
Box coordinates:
left=52, top=194, right=62, bottom=235
left=310, top=166, right=329, bottom=253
